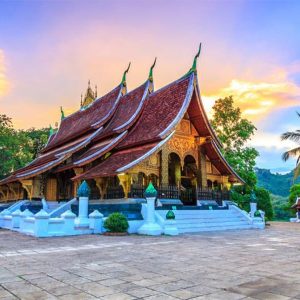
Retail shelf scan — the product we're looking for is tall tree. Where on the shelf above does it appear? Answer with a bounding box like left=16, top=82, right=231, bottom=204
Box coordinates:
left=211, top=96, right=258, bottom=189
left=0, top=114, right=49, bottom=179
left=281, top=112, right=300, bottom=179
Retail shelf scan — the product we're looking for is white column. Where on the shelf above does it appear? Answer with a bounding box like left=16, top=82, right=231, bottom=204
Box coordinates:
left=138, top=197, right=162, bottom=235
left=77, top=196, right=89, bottom=226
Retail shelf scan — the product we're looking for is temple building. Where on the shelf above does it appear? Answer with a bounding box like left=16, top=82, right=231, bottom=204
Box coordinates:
left=0, top=47, right=243, bottom=205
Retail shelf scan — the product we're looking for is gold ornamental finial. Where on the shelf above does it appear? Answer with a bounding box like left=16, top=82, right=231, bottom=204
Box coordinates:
left=81, top=81, right=97, bottom=108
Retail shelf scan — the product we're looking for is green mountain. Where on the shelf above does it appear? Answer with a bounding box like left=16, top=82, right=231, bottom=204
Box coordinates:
left=255, top=168, right=300, bottom=197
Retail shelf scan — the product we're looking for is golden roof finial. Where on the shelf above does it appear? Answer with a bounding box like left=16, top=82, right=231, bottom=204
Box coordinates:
left=81, top=80, right=96, bottom=108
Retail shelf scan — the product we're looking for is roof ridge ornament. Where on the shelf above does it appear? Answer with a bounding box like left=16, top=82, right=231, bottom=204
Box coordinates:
left=60, top=106, right=65, bottom=120
left=148, top=57, right=157, bottom=82
left=49, top=125, right=54, bottom=136
left=188, top=43, right=201, bottom=74
left=81, top=80, right=97, bottom=108
left=121, top=62, right=131, bottom=87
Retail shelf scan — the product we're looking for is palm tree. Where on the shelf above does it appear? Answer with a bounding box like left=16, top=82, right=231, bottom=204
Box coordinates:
left=281, top=113, right=300, bottom=179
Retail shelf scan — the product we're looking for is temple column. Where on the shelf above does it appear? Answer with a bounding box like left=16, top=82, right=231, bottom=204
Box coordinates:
left=198, top=146, right=207, bottom=188
left=95, top=178, right=108, bottom=200
left=118, top=173, right=131, bottom=198
left=160, top=149, right=169, bottom=186
left=20, top=180, right=33, bottom=200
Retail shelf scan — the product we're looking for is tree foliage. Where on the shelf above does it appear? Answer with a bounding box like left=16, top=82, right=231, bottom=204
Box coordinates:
left=211, top=96, right=275, bottom=219
left=281, top=112, right=300, bottom=179
left=255, top=187, right=273, bottom=220
left=0, top=114, right=49, bottom=179
left=289, top=184, right=300, bottom=207
left=211, top=96, right=258, bottom=189
left=256, top=168, right=300, bottom=197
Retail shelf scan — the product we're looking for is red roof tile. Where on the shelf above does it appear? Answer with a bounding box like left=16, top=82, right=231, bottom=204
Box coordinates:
left=44, top=85, right=122, bottom=151
left=94, top=82, right=148, bottom=141
left=73, top=143, right=158, bottom=180
left=117, top=74, right=193, bottom=150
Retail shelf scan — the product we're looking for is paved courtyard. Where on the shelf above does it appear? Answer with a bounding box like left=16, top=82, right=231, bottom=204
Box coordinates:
left=0, top=223, right=300, bottom=300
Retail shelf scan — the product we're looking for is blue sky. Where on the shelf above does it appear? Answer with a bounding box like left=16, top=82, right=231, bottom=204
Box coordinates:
left=0, top=0, right=299, bottom=173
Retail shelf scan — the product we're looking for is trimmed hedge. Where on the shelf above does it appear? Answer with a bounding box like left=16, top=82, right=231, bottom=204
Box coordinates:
left=104, top=212, right=129, bottom=233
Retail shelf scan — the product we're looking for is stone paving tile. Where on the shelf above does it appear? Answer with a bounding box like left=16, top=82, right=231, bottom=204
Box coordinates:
left=167, top=288, right=201, bottom=299
left=100, top=292, right=137, bottom=300
left=1, top=223, right=300, bottom=299
left=142, top=294, right=178, bottom=300
left=99, top=278, right=127, bottom=286
left=126, top=287, right=160, bottom=298
left=250, top=291, right=291, bottom=300
left=0, top=287, right=14, bottom=298
left=76, top=282, right=116, bottom=297
left=193, top=290, right=247, bottom=299
left=58, top=292, right=97, bottom=299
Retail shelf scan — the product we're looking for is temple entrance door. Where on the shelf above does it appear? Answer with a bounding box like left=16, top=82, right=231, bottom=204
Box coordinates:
left=46, top=178, right=57, bottom=201
left=168, top=153, right=181, bottom=186
left=181, top=155, right=197, bottom=205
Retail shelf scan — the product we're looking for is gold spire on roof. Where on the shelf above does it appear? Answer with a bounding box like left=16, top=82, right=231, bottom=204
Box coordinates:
left=81, top=80, right=97, bottom=108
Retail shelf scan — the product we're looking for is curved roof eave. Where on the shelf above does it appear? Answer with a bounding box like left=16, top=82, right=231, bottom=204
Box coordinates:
left=193, top=74, right=223, bottom=149
left=117, top=131, right=175, bottom=173
left=209, top=139, right=245, bottom=184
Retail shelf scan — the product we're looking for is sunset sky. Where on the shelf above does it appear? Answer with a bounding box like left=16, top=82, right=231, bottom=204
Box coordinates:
left=0, top=0, right=299, bottom=173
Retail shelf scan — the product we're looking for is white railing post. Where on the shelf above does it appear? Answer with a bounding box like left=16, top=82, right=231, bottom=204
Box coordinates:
left=11, top=209, right=21, bottom=228
left=34, top=210, right=50, bottom=237
left=77, top=181, right=90, bottom=226
left=89, top=210, right=103, bottom=234
left=62, top=210, right=76, bottom=234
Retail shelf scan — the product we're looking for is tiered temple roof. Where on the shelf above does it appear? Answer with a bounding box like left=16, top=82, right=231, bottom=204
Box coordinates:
left=0, top=50, right=244, bottom=187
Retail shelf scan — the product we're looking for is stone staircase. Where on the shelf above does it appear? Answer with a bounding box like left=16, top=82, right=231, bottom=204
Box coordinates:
left=156, top=206, right=253, bottom=233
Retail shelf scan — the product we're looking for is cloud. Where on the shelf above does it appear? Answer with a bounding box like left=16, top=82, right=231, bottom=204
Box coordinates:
left=0, top=49, right=9, bottom=97
left=202, top=76, right=300, bottom=122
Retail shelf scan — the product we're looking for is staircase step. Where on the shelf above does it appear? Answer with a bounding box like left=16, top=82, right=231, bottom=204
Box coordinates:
left=178, top=224, right=253, bottom=233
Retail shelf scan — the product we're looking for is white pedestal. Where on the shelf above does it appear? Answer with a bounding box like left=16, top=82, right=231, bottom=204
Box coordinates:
left=77, top=196, right=89, bottom=226
left=250, top=202, right=257, bottom=218
left=138, top=197, right=162, bottom=235
left=164, top=219, right=178, bottom=235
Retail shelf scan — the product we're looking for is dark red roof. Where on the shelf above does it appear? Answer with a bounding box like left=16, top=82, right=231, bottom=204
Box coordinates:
left=1, top=130, right=102, bottom=184
left=117, top=74, right=193, bottom=150
left=98, top=82, right=148, bottom=139
left=73, top=143, right=157, bottom=180
left=74, top=131, right=127, bottom=166
left=44, top=85, right=122, bottom=151
left=0, top=69, right=244, bottom=186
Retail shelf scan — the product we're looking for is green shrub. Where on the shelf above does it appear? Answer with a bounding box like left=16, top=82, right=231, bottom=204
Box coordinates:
left=104, top=212, right=129, bottom=233
left=256, top=187, right=273, bottom=220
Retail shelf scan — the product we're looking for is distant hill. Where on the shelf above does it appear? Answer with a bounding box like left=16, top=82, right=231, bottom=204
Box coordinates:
left=255, top=168, right=300, bottom=197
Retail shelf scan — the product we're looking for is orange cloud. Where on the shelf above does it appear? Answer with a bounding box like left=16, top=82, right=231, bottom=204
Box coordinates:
left=0, top=49, right=9, bottom=97
left=202, top=76, right=300, bottom=122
